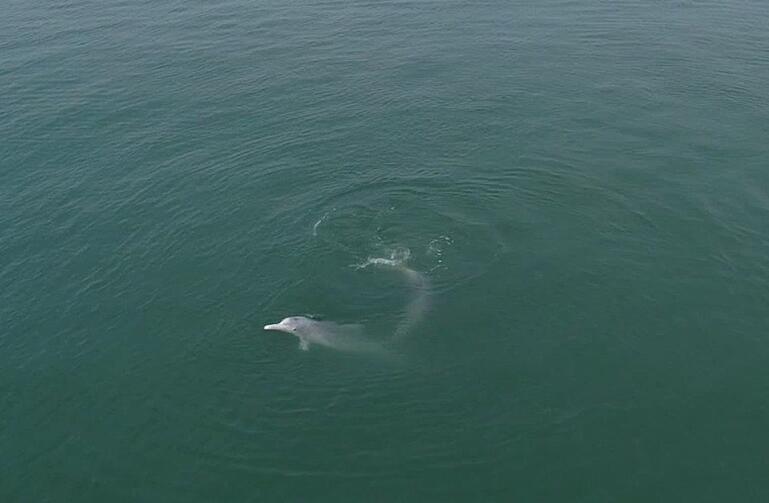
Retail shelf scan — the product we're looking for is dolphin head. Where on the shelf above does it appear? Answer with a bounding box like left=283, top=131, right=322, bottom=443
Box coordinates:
left=263, top=316, right=308, bottom=334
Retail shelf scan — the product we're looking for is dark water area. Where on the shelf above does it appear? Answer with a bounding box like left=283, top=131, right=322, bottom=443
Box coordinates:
left=2, top=0, right=769, bottom=500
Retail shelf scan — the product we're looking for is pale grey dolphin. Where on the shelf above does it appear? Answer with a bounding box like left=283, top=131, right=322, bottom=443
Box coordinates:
left=265, top=250, right=429, bottom=355
left=264, top=316, right=387, bottom=354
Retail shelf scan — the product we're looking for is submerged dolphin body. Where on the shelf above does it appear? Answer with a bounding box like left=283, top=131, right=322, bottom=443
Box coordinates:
left=357, top=256, right=430, bottom=341
left=264, top=316, right=387, bottom=354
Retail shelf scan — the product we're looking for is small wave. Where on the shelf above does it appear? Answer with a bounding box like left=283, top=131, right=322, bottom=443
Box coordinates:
left=311, top=209, right=334, bottom=237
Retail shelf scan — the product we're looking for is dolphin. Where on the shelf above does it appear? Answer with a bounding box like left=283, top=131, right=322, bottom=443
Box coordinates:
left=264, top=316, right=387, bottom=354
left=264, top=251, right=429, bottom=355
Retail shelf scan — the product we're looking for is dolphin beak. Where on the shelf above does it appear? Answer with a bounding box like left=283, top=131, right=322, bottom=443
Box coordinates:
left=264, top=324, right=280, bottom=331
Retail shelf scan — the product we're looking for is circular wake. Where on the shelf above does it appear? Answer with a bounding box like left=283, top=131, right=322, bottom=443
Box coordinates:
left=304, top=178, right=509, bottom=344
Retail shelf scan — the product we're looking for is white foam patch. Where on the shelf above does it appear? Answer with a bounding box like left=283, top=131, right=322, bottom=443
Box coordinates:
left=353, top=248, right=411, bottom=269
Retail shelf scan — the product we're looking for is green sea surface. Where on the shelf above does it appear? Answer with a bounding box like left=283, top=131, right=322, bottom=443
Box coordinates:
left=2, top=0, right=769, bottom=501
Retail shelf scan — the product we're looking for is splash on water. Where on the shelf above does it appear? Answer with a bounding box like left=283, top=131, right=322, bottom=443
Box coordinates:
left=353, top=247, right=411, bottom=270
left=427, top=235, right=453, bottom=263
